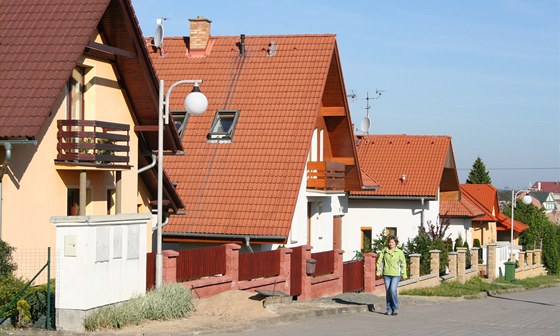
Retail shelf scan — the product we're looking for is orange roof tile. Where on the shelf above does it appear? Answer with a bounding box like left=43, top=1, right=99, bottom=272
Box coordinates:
left=0, top=0, right=110, bottom=138
left=149, top=34, right=341, bottom=240
left=496, top=213, right=529, bottom=233
left=460, top=184, right=499, bottom=221
left=440, top=198, right=484, bottom=218
left=351, top=135, right=453, bottom=197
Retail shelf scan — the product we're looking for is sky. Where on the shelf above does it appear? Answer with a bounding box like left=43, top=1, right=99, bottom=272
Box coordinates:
left=132, top=0, right=560, bottom=190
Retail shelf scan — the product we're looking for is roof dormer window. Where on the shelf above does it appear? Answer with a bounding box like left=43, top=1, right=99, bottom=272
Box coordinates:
left=207, top=110, right=239, bottom=141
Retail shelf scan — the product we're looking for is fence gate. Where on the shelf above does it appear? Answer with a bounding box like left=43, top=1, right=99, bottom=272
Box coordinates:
left=290, top=246, right=303, bottom=297
left=146, top=252, right=155, bottom=291
left=343, top=259, right=364, bottom=292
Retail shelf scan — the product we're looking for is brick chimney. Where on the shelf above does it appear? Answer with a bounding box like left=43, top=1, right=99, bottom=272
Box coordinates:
left=189, top=16, right=211, bottom=50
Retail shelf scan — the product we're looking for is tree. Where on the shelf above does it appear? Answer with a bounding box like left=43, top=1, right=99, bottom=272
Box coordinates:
left=466, top=157, right=492, bottom=184
left=0, top=239, right=17, bottom=276
left=503, top=201, right=560, bottom=274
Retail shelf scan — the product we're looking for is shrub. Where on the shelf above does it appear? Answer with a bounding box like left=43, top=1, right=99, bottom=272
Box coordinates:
left=454, top=235, right=463, bottom=252
left=84, top=283, right=194, bottom=331
left=0, top=240, right=17, bottom=276
left=24, top=282, right=55, bottom=328
left=16, top=299, right=31, bottom=327
left=0, top=275, right=26, bottom=319
left=464, top=242, right=472, bottom=269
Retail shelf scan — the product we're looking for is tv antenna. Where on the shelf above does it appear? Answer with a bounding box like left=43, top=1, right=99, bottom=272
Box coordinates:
left=357, top=89, right=384, bottom=134
left=153, top=17, right=167, bottom=56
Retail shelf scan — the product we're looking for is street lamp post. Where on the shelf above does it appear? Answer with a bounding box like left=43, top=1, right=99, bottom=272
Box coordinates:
left=510, top=190, right=532, bottom=262
left=156, top=79, right=208, bottom=289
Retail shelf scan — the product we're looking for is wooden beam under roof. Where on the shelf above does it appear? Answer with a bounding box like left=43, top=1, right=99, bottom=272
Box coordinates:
left=85, top=40, right=136, bottom=59
left=321, top=106, right=345, bottom=116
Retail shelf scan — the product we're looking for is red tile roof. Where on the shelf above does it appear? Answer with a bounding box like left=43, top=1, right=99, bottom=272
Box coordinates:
left=460, top=184, right=529, bottom=231
left=460, top=184, right=498, bottom=221
left=440, top=198, right=484, bottom=218
left=531, top=181, right=560, bottom=193
left=0, top=0, right=110, bottom=139
left=149, top=34, right=343, bottom=240
left=351, top=135, right=453, bottom=197
left=0, top=0, right=183, bottom=210
left=496, top=213, right=529, bottom=233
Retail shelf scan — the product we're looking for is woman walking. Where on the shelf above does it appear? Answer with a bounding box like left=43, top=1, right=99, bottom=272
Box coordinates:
left=376, top=235, right=407, bottom=316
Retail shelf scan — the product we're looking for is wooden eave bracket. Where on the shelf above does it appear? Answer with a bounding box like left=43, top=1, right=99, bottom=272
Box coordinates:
left=85, top=40, right=136, bottom=59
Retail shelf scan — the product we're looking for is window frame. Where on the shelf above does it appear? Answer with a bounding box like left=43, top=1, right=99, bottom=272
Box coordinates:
left=207, top=110, right=240, bottom=141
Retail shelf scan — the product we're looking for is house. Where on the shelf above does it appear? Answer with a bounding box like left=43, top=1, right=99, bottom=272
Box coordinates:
left=146, top=17, right=371, bottom=253
left=0, top=0, right=183, bottom=280
left=343, top=134, right=481, bottom=260
left=460, top=184, right=528, bottom=246
left=529, top=191, right=557, bottom=213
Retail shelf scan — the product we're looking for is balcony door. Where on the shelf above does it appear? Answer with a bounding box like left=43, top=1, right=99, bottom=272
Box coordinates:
left=67, top=67, right=85, bottom=121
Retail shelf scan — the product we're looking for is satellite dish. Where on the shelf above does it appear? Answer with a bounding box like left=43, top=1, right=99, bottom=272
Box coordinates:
left=154, top=24, right=164, bottom=48
left=360, top=116, right=370, bottom=133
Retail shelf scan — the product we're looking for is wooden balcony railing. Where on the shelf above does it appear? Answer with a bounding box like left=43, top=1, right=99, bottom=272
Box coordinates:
left=56, top=119, right=130, bottom=167
left=307, top=161, right=345, bottom=190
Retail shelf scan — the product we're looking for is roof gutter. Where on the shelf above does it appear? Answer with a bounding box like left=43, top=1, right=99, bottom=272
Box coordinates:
left=0, top=140, right=38, bottom=240
left=163, top=232, right=286, bottom=242
left=349, top=195, right=436, bottom=201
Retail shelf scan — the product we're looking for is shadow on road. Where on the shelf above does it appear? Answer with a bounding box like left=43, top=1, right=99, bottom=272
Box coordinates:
left=487, top=293, right=555, bottom=306
left=331, top=298, right=376, bottom=312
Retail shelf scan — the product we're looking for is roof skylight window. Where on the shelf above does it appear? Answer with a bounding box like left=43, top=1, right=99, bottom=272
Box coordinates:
left=207, top=110, right=240, bottom=141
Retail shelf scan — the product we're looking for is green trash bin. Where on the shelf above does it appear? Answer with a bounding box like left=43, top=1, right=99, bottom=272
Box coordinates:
left=504, top=261, right=516, bottom=281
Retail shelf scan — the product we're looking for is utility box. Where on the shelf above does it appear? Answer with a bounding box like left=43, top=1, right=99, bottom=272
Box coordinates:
left=306, top=258, right=316, bottom=276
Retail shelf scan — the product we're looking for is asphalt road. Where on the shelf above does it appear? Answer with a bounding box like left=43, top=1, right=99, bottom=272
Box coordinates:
left=212, top=286, right=560, bottom=336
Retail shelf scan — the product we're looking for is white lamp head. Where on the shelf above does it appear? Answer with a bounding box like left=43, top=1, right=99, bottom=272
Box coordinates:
left=184, top=83, right=208, bottom=115
left=521, top=194, right=532, bottom=205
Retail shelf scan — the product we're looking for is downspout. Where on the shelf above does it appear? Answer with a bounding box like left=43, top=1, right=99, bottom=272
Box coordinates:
left=244, top=236, right=254, bottom=253
left=0, top=143, right=11, bottom=240
left=138, top=154, right=157, bottom=174
left=420, top=197, right=425, bottom=228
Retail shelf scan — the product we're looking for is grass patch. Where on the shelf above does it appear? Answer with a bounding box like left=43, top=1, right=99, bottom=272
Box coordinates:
left=400, top=277, right=512, bottom=297
left=494, top=274, right=560, bottom=289
left=401, top=275, right=560, bottom=297
left=83, top=283, right=194, bottom=331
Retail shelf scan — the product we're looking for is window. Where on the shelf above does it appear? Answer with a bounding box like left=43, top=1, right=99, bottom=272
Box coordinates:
left=172, top=112, right=189, bottom=138
left=207, top=110, right=240, bottom=140
left=385, top=227, right=397, bottom=238
left=361, top=227, right=372, bottom=252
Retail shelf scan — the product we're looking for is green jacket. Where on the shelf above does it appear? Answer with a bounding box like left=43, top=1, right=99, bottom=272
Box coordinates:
left=376, top=247, right=407, bottom=278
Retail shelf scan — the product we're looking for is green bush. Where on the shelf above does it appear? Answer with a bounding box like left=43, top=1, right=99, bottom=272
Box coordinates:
left=0, top=240, right=17, bottom=276
left=505, top=202, right=560, bottom=274
left=0, top=275, right=26, bottom=319
left=84, top=283, right=194, bottom=331
left=464, top=242, right=471, bottom=269
left=24, top=282, right=55, bottom=328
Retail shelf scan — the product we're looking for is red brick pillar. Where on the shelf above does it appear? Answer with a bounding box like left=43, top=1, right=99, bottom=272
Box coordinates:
left=279, top=248, right=293, bottom=294
left=298, top=245, right=313, bottom=301
left=224, top=244, right=241, bottom=290
left=162, top=250, right=179, bottom=284
left=333, top=249, right=344, bottom=295
left=363, top=252, right=378, bottom=293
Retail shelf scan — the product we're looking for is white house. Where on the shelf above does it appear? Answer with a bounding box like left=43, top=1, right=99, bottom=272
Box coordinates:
left=343, top=135, right=482, bottom=260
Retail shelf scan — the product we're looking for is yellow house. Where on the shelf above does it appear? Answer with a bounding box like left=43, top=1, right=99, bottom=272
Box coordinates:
left=0, top=0, right=183, bottom=281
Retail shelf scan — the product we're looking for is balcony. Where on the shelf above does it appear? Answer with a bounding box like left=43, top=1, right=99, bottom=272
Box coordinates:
left=307, top=161, right=345, bottom=191
left=56, top=119, right=130, bottom=167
